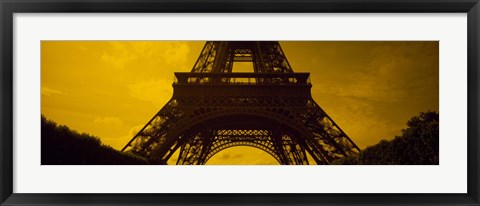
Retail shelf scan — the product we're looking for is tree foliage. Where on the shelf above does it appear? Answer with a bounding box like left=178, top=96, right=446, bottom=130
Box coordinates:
left=41, top=115, right=148, bottom=165
left=332, top=111, right=439, bottom=165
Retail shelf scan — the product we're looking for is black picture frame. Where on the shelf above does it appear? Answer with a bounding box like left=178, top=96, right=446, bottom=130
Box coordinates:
left=1, top=0, right=479, bottom=205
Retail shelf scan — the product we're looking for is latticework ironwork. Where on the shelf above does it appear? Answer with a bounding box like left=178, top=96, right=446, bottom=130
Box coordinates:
left=122, top=41, right=360, bottom=165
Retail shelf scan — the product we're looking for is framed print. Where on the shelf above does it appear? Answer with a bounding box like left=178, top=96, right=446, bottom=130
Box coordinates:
left=1, top=0, right=479, bottom=205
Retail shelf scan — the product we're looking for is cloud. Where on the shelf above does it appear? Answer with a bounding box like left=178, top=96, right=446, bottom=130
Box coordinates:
left=316, top=66, right=408, bottom=102
left=41, top=86, right=63, bottom=96
left=250, top=158, right=278, bottom=165
left=93, top=117, right=123, bottom=127
left=128, top=79, right=173, bottom=105
left=218, top=153, right=243, bottom=160
left=314, top=42, right=437, bottom=103
left=314, top=95, right=403, bottom=148
left=307, top=42, right=438, bottom=149
left=104, top=124, right=145, bottom=150
left=78, top=46, right=88, bottom=51
left=125, top=124, right=145, bottom=138
left=100, top=42, right=191, bottom=70
left=100, top=42, right=136, bottom=69
left=159, top=42, right=190, bottom=66
left=206, top=147, right=280, bottom=165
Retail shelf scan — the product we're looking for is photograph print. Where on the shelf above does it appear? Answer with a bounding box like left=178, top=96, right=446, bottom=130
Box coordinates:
left=41, top=41, right=439, bottom=165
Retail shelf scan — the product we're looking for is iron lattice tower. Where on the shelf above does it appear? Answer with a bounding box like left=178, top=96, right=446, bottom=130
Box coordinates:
left=122, top=41, right=360, bottom=165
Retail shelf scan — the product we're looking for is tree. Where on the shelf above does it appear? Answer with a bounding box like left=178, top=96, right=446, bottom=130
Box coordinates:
left=332, top=111, right=439, bottom=165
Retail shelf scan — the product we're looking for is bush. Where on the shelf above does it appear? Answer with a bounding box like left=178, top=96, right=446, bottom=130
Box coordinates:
left=41, top=115, right=148, bottom=165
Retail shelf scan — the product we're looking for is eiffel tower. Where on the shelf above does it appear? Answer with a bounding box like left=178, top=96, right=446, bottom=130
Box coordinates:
left=121, top=41, right=360, bottom=165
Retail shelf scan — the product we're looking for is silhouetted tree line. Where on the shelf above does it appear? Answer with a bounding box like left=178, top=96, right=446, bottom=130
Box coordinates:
left=332, top=111, right=439, bottom=165
left=41, top=115, right=148, bottom=165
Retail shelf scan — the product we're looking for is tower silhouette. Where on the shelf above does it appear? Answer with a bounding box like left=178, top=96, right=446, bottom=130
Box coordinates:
left=122, top=41, right=360, bottom=165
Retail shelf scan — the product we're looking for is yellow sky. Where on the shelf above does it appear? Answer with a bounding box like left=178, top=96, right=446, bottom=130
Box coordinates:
left=41, top=41, right=439, bottom=165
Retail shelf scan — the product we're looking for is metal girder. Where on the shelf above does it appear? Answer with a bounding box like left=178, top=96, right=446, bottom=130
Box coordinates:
left=121, top=95, right=360, bottom=165
left=191, top=41, right=294, bottom=74
left=121, top=41, right=360, bottom=165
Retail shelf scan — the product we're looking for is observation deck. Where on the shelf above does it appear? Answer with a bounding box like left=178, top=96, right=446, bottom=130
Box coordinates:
left=172, top=72, right=312, bottom=97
